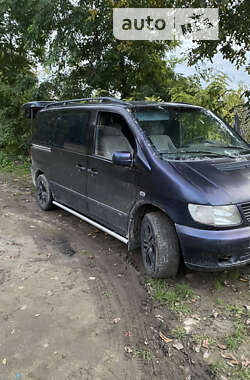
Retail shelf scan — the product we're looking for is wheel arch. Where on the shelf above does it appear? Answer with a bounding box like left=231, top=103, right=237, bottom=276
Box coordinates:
left=127, top=201, right=173, bottom=251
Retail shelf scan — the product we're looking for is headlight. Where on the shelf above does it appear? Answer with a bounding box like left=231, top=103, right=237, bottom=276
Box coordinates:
left=188, top=204, right=242, bottom=227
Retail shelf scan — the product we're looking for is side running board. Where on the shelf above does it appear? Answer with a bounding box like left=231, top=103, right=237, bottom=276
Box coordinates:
left=52, top=201, right=128, bottom=245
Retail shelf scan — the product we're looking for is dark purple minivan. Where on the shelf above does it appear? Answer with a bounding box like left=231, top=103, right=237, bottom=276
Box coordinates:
left=23, top=97, right=250, bottom=278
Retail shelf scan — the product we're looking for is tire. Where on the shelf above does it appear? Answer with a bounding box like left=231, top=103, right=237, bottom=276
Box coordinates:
left=141, top=211, right=180, bottom=278
left=36, top=174, right=54, bottom=211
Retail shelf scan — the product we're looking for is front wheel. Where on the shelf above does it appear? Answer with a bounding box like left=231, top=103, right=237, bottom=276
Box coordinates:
left=141, top=211, right=180, bottom=278
left=36, top=174, right=54, bottom=211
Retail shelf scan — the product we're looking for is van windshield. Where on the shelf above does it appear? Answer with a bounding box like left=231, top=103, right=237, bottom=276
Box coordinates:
left=134, top=106, right=250, bottom=160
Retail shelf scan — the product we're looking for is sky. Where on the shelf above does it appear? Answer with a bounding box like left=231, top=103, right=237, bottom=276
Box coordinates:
left=168, top=41, right=250, bottom=90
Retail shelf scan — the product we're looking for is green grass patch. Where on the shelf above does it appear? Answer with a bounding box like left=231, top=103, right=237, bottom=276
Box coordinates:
left=226, top=304, right=245, bottom=317
left=134, top=349, right=154, bottom=361
left=148, top=279, right=193, bottom=314
left=172, top=327, right=186, bottom=339
left=0, top=152, right=30, bottom=175
left=224, top=322, right=246, bottom=352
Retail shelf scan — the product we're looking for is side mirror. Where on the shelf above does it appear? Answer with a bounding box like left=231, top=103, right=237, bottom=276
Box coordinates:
left=112, top=151, right=132, bottom=167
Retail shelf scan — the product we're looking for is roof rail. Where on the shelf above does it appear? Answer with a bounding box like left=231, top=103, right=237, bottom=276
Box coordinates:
left=45, top=96, right=131, bottom=109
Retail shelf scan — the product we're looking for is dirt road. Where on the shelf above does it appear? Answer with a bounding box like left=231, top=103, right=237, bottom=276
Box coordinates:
left=0, top=173, right=249, bottom=380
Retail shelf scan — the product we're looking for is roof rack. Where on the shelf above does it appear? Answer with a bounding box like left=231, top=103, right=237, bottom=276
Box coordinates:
left=45, top=96, right=131, bottom=109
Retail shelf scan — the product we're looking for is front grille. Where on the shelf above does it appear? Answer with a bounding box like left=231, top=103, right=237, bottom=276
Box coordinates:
left=240, top=202, right=250, bottom=223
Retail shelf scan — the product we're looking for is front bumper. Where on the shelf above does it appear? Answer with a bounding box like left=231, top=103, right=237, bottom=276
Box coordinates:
left=175, top=224, right=250, bottom=271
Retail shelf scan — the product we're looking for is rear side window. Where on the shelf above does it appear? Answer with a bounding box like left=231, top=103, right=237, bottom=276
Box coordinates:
left=54, top=110, right=90, bottom=153
left=33, top=112, right=55, bottom=146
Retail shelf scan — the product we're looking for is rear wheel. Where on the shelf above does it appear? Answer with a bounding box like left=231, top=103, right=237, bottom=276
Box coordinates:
left=36, top=174, right=54, bottom=211
left=141, top=211, right=180, bottom=278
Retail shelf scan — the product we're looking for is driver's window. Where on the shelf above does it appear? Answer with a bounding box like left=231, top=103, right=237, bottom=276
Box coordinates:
left=95, top=112, right=133, bottom=160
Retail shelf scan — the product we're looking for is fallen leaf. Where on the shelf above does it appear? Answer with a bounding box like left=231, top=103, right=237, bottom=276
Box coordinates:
left=173, top=342, right=184, bottom=350
left=112, top=317, right=121, bottom=324
left=221, top=352, right=238, bottom=363
left=242, top=359, right=250, bottom=368
left=202, top=339, right=209, bottom=349
left=155, top=314, right=164, bottom=322
left=217, top=344, right=227, bottom=350
left=203, top=351, right=211, bottom=359
left=193, top=345, right=201, bottom=353
left=159, top=331, right=173, bottom=344
left=124, top=346, right=133, bottom=353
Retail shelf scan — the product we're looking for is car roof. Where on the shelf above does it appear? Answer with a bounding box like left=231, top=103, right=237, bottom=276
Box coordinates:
left=22, top=97, right=204, bottom=118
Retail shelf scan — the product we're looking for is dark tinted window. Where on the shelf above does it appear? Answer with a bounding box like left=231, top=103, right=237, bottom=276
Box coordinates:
left=33, top=111, right=56, bottom=146
left=54, top=110, right=90, bottom=153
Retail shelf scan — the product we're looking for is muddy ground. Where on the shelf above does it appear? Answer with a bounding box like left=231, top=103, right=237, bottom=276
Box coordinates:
left=0, top=172, right=249, bottom=380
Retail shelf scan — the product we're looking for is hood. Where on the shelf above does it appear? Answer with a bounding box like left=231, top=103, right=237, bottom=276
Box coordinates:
left=170, top=156, right=250, bottom=205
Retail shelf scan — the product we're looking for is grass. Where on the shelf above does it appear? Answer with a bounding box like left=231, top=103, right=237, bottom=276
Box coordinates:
left=148, top=279, right=193, bottom=314
left=216, top=297, right=224, bottom=305
left=224, top=322, right=246, bottom=352
left=209, top=361, right=250, bottom=380
left=172, top=327, right=186, bottom=339
left=0, top=152, right=30, bottom=175
left=214, top=278, right=224, bottom=291
left=226, top=304, right=245, bottom=317
left=134, top=349, right=154, bottom=361
left=192, top=334, right=216, bottom=347
left=231, top=367, right=250, bottom=380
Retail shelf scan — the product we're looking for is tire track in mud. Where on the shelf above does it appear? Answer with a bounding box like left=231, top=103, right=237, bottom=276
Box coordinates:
left=1, top=176, right=164, bottom=379
left=82, top=248, right=158, bottom=380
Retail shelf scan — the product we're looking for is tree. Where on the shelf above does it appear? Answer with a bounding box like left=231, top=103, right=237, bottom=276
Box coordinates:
left=168, top=71, right=247, bottom=127
left=175, top=0, right=250, bottom=73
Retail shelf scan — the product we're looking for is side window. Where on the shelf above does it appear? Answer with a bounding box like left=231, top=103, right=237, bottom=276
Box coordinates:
left=95, top=112, right=134, bottom=160
left=33, top=111, right=55, bottom=146
left=54, top=111, right=90, bottom=153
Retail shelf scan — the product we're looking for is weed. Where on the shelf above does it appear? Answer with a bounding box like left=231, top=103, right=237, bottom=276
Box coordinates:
left=192, top=335, right=216, bottom=347
left=214, top=278, right=224, bottom=291
left=216, top=297, right=223, bottom=305
left=0, top=152, right=30, bottom=175
left=134, top=349, right=154, bottom=361
left=148, top=279, right=193, bottom=314
left=80, top=250, right=90, bottom=255
left=172, top=327, right=186, bottom=339
left=226, top=304, right=244, bottom=317
left=231, top=367, right=250, bottom=380
left=102, top=290, right=112, bottom=297
left=224, top=322, right=246, bottom=352
left=209, top=360, right=225, bottom=378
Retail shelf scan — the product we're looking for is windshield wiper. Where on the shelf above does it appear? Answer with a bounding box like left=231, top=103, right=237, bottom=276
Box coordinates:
left=161, top=150, right=237, bottom=158
left=218, top=146, right=250, bottom=153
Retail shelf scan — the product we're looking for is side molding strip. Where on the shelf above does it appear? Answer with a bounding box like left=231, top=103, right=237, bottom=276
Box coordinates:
left=52, top=201, right=128, bottom=244
left=32, top=144, right=51, bottom=152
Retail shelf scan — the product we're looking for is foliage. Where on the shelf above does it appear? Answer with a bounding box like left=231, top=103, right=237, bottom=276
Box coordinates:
left=179, top=0, right=250, bottom=73
left=0, top=73, right=39, bottom=154
left=168, top=71, right=248, bottom=127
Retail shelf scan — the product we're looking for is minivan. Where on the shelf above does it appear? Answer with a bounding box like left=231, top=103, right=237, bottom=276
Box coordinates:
left=22, top=97, right=250, bottom=278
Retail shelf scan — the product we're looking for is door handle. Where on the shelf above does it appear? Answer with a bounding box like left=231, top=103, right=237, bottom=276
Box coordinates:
left=87, top=168, right=98, bottom=176
left=75, top=164, right=86, bottom=172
